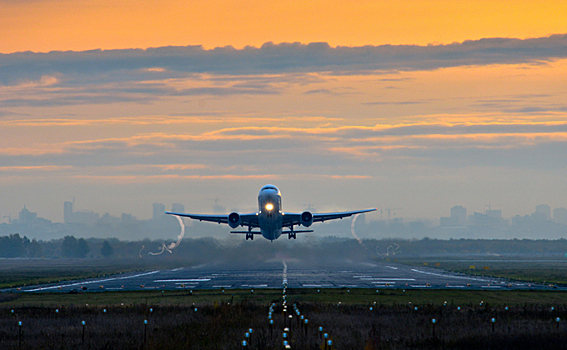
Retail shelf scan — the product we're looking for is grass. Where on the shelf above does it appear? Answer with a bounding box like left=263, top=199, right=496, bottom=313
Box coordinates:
left=397, top=256, right=567, bottom=286
left=0, top=257, right=193, bottom=289
left=3, top=288, right=567, bottom=308
left=2, top=289, right=567, bottom=349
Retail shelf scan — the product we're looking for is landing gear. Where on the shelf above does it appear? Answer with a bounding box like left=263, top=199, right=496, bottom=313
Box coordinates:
left=288, top=226, right=296, bottom=239
left=246, top=233, right=254, bottom=240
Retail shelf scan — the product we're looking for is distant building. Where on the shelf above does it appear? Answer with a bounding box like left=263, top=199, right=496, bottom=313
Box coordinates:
left=512, top=214, right=531, bottom=227
left=486, top=209, right=502, bottom=219
left=451, top=206, right=467, bottom=226
left=64, top=201, right=73, bottom=223
left=152, top=203, right=166, bottom=221
left=535, top=204, right=551, bottom=220
left=171, top=203, right=185, bottom=213
left=13, top=205, right=51, bottom=227
left=553, top=207, right=567, bottom=225
left=63, top=201, right=99, bottom=226
left=18, top=205, right=37, bottom=224
left=471, top=211, right=505, bottom=228
left=121, top=213, right=136, bottom=223
left=440, top=205, right=467, bottom=227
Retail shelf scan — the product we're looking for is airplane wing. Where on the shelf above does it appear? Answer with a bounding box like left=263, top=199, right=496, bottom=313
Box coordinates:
left=282, top=208, right=376, bottom=227
left=165, top=211, right=260, bottom=228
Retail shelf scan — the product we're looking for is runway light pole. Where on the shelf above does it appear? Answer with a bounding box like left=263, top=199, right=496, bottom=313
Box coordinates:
left=82, top=320, right=86, bottom=344
left=491, top=318, right=496, bottom=333
left=557, top=317, right=561, bottom=330
left=144, top=319, right=148, bottom=345
left=431, top=319, right=436, bottom=338
left=18, top=321, right=22, bottom=350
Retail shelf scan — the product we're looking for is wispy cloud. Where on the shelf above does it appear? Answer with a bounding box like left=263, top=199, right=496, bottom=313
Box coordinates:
left=3, top=121, right=567, bottom=177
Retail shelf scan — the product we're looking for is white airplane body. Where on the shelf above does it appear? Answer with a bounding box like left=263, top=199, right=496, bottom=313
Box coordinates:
left=166, top=184, right=376, bottom=241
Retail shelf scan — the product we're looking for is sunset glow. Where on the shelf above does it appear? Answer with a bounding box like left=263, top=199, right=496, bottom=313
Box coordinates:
left=1, top=1, right=567, bottom=224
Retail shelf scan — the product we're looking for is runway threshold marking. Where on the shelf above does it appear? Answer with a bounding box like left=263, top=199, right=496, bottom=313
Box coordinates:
left=241, top=284, right=268, bottom=288
left=410, top=269, right=491, bottom=282
left=302, top=284, right=333, bottom=287
left=154, top=279, right=211, bottom=282
left=360, top=278, right=415, bottom=281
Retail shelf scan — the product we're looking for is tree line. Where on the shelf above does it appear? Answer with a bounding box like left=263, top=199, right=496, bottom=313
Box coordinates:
left=2, top=234, right=567, bottom=259
left=0, top=234, right=113, bottom=259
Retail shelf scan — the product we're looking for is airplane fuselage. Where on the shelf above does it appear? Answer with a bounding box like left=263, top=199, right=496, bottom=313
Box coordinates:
left=257, top=185, right=283, bottom=240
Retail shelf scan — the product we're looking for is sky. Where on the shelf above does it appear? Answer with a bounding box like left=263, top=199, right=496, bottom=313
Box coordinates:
left=1, top=1, right=567, bottom=223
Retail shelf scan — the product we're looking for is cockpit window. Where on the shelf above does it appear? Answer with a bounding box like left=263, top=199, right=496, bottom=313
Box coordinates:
left=261, top=185, right=278, bottom=192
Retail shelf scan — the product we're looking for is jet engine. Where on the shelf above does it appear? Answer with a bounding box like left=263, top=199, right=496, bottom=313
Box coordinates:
left=228, top=212, right=241, bottom=228
left=300, top=211, right=313, bottom=227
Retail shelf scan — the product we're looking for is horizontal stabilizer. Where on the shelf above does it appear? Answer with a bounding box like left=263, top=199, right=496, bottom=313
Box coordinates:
left=282, top=230, right=313, bottom=234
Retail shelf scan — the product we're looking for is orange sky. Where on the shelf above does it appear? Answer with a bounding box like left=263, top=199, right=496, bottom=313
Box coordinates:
left=2, top=0, right=567, bottom=53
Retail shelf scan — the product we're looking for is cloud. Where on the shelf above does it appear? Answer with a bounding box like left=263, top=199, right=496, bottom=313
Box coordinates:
left=303, top=89, right=334, bottom=95
left=2, top=34, right=567, bottom=86
left=3, top=121, right=567, bottom=180
left=362, top=100, right=428, bottom=106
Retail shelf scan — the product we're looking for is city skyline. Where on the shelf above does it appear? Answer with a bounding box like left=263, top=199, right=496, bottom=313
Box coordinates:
left=1, top=2, right=567, bottom=228
left=3, top=198, right=567, bottom=242
left=4, top=198, right=567, bottom=226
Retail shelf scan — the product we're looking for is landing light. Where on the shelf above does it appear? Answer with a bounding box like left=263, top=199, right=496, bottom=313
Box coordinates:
left=265, top=203, right=274, bottom=211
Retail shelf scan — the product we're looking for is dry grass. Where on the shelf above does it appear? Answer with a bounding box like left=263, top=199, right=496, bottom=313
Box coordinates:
left=2, top=292, right=567, bottom=349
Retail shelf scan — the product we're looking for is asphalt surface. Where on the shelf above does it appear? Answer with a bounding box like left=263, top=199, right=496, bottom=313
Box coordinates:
left=10, top=259, right=560, bottom=293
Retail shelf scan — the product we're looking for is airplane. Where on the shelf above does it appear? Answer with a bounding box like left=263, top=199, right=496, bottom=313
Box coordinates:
left=166, top=184, right=376, bottom=241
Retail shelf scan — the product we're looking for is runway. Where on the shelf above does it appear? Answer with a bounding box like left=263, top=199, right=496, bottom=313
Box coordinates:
left=12, top=259, right=557, bottom=293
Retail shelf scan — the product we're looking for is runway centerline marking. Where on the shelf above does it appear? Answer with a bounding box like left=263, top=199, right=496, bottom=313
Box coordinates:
left=282, top=260, right=288, bottom=285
